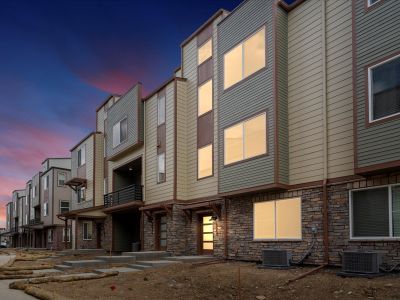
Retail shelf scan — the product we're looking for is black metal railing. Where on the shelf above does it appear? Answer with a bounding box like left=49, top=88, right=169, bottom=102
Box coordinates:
left=29, top=217, right=42, bottom=225
left=104, top=184, right=143, bottom=207
left=10, top=226, right=18, bottom=234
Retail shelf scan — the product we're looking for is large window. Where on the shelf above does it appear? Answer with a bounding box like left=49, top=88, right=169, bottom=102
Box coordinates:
left=60, top=201, right=70, bottom=214
left=350, top=185, right=400, bottom=238
left=157, top=95, right=166, bottom=125
left=78, top=145, right=86, bottom=166
left=368, top=54, right=400, bottom=122
left=198, top=39, right=212, bottom=65
left=198, top=79, right=213, bottom=116
left=83, top=221, right=92, bottom=240
left=43, top=175, right=49, bottom=190
left=112, top=118, right=128, bottom=147
left=157, top=153, right=166, bottom=183
left=198, top=144, right=213, bottom=179
left=43, top=202, right=49, bottom=217
left=77, top=187, right=86, bottom=203
left=224, top=27, right=266, bottom=89
left=58, top=172, right=66, bottom=186
left=254, top=198, right=302, bottom=240
left=224, top=112, right=267, bottom=165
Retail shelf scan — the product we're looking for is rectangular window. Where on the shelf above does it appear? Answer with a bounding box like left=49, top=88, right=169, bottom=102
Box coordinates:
left=48, top=229, right=53, bottom=243
left=224, top=112, right=267, bottom=165
left=157, top=95, right=166, bottom=125
left=83, top=221, right=92, bottom=240
left=198, top=39, right=212, bottom=65
left=368, top=54, right=400, bottom=122
left=60, top=201, right=70, bottom=214
left=33, top=185, right=37, bottom=197
left=63, top=228, right=71, bottom=242
left=43, top=202, right=49, bottom=217
left=198, top=144, right=213, bottom=179
left=78, top=145, right=86, bottom=166
left=157, top=153, right=166, bottom=183
left=25, top=196, right=28, bottom=206
left=254, top=198, right=302, bottom=240
left=112, top=118, right=128, bottom=147
left=43, top=175, right=49, bottom=190
left=198, top=79, right=213, bottom=116
left=224, top=27, right=266, bottom=89
left=25, top=214, right=28, bottom=224
left=77, top=187, right=86, bottom=203
left=367, top=0, right=381, bottom=7
left=350, top=185, right=400, bottom=238
left=58, top=172, right=66, bottom=186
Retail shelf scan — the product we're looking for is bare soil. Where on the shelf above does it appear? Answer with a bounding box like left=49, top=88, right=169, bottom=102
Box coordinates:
left=36, top=262, right=400, bottom=300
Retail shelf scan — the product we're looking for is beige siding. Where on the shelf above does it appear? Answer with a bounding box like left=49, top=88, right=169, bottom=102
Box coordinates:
left=144, top=82, right=174, bottom=204
left=94, top=133, right=104, bottom=206
left=326, top=0, right=354, bottom=178
left=288, top=0, right=324, bottom=184
left=85, top=135, right=94, bottom=203
left=176, top=80, right=188, bottom=200
left=97, top=106, right=105, bottom=133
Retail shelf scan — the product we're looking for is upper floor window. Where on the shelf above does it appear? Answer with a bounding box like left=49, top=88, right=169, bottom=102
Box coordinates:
left=157, top=153, right=166, bottom=183
left=43, top=202, right=49, bottom=217
left=33, top=185, right=37, bottom=197
left=78, top=145, right=86, bottom=166
left=198, top=79, right=213, bottom=116
left=112, top=118, right=128, bottom=147
left=224, top=112, right=267, bottom=165
left=367, top=0, right=381, bottom=7
left=43, top=175, right=49, bottom=190
left=157, top=95, right=166, bottom=125
left=368, top=54, right=400, bottom=122
left=350, top=185, right=400, bottom=239
left=77, top=187, right=86, bottom=203
left=198, top=39, right=212, bottom=65
left=224, top=27, right=266, bottom=89
left=198, top=144, right=213, bottom=179
left=60, top=201, right=70, bottom=214
left=254, top=198, right=302, bottom=240
left=58, top=172, right=66, bottom=187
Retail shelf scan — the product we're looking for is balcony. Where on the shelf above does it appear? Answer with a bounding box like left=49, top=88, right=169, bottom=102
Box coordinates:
left=29, top=218, right=42, bottom=226
left=104, top=184, right=143, bottom=208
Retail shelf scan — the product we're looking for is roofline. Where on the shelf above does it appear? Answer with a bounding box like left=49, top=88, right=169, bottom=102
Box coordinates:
left=70, top=131, right=101, bottom=152
left=173, top=66, right=181, bottom=73
left=12, top=189, right=25, bottom=194
left=41, top=166, right=71, bottom=176
left=181, top=8, right=229, bottom=48
left=278, top=0, right=307, bottom=12
left=41, top=157, right=71, bottom=165
left=95, top=94, right=121, bottom=112
left=142, top=77, right=187, bottom=102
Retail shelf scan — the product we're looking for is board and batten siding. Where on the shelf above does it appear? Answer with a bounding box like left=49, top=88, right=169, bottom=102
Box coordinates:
left=218, top=0, right=275, bottom=193
left=355, top=0, right=400, bottom=167
left=144, top=83, right=174, bottom=204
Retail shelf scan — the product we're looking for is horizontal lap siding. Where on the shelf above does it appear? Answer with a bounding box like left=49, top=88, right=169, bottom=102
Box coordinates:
left=176, top=80, right=188, bottom=200
left=218, top=0, right=275, bottom=193
left=355, top=0, right=400, bottom=167
left=94, top=133, right=104, bottom=206
left=288, top=0, right=324, bottom=185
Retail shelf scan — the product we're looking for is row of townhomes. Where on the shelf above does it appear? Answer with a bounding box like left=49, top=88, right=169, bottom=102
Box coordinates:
left=4, top=0, right=400, bottom=266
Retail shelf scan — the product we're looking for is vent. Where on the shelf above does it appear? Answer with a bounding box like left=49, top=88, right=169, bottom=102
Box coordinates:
left=262, top=249, right=291, bottom=268
left=342, top=251, right=381, bottom=274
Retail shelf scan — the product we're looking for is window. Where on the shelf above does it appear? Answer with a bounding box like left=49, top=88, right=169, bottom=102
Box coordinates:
left=224, top=112, right=267, bottom=165
left=350, top=185, right=400, bottom=238
left=48, top=229, right=53, bottom=243
left=368, top=54, right=400, bottom=122
left=25, top=214, right=28, bottom=224
left=83, top=221, right=92, bottom=240
left=63, top=228, right=71, bottom=242
left=367, top=0, right=381, bottom=7
left=43, top=175, right=49, bottom=190
left=25, top=196, right=28, bottom=206
left=77, top=187, right=86, bottom=203
left=157, top=153, right=166, bottom=183
left=43, top=202, right=49, bottom=217
left=60, top=201, right=70, bottom=214
left=198, top=79, right=213, bottom=116
left=224, top=27, right=265, bottom=89
left=33, top=185, right=37, bottom=197
left=78, top=145, right=86, bottom=166
left=112, top=118, right=128, bottom=147
left=198, top=144, right=213, bottom=179
left=157, top=95, right=166, bottom=125
left=198, top=39, right=212, bottom=65
left=58, top=172, right=66, bottom=186
left=254, top=198, right=302, bottom=240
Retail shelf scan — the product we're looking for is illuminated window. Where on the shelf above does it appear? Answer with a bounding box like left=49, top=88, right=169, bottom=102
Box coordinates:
left=224, top=113, right=266, bottom=165
left=112, top=118, right=128, bottom=147
left=198, top=144, right=213, bottom=178
left=198, top=39, right=212, bottom=65
left=157, top=153, right=166, bottom=183
left=254, top=198, right=302, bottom=240
left=198, top=79, right=213, bottom=116
left=224, top=27, right=265, bottom=89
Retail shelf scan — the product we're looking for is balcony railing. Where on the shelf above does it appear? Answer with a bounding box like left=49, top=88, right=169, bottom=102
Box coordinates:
left=104, top=184, right=143, bottom=208
left=29, top=218, right=42, bottom=226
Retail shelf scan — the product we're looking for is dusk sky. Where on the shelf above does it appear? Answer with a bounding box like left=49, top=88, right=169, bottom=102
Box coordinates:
left=0, top=0, right=246, bottom=227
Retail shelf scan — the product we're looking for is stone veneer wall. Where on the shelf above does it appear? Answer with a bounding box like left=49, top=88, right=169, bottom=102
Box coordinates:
left=46, top=226, right=71, bottom=250
left=75, top=219, right=98, bottom=249
left=102, top=215, right=113, bottom=252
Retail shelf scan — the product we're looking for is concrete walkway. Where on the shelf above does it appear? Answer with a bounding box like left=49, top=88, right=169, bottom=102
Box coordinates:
left=0, top=255, right=35, bottom=300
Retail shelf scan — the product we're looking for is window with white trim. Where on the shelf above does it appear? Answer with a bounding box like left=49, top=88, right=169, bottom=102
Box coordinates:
left=157, top=95, right=166, bottom=125
left=224, top=27, right=266, bottom=89
left=43, top=175, right=49, bottom=190
left=78, top=145, right=86, bottom=166
left=77, top=187, right=86, bottom=203
left=157, top=153, right=166, bottom=183
left=63, top=228, right=71, bottom=242
left=224, top=112, right=267, bottom=165
left=48, top=229, right=53, bottom=243
left=367, top=0, right=381, bottom=7
left=198, top=39, right=212, bottom=65
left=254, top=198, right=302, bottom=240
left=58, top=172, right=66, bottom=186
left=60, top=201, right=70, bottom=214
left=368, top=54, right=400, bottom=122
left=83, top=221, right=92, bottom=240
left=43, top=202, right=49, bottom=217
left=112, top=118, right=128, bottom=147
left=198, top=144, right=213, bottom=179
left=198, top=79, right=213, bottom=116
left=350, top=185, right=400, bottom=238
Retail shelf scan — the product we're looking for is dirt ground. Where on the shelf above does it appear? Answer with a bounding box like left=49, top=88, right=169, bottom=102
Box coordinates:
left=36, top=262, right=400, bottom=300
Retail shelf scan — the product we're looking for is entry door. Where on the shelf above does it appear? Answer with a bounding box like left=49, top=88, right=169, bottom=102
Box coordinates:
left=200, top=215, right=213, bottom=254
left=156, top=215, right=167, bottom=250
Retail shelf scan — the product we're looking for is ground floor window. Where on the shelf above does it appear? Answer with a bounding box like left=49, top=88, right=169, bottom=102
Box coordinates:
left=253, top=198, right=302, bottom=240
left=63, top=227, right=71, bottom=242
left=83, top=221, right=93, bottom=240
left=350, top=185, right=400, bottom=238
left=48, top=229, right=53, bottom=243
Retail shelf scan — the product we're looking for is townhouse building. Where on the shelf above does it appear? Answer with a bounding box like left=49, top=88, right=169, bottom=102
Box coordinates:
left=29, top=171, right=44, bottom=248
left=8, top=189, right=26, bottom=247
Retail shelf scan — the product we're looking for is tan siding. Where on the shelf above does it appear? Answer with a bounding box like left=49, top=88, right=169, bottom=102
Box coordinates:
left=97, top=106, right=105, bottom=132
left=176, top=80, right=188, bottom=200
left=144, top=82, right=174, bottom=204
left=94, top=133, right=104, bottom=206
left=85, top=135, right=94, bottom=203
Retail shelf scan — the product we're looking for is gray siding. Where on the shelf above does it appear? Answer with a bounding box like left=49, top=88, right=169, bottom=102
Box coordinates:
left=355, top=0, right=400, bottom=167
left=218, top=0, right=275, bottom=193
left=105, top=84, right=143, bottom=158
